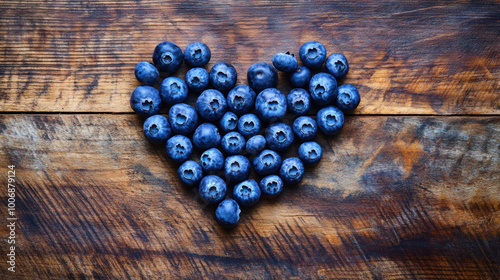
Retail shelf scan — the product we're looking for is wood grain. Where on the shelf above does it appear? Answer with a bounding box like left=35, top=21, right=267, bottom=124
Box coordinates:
left=0, top=0, right=499, bottom=114
left=1, top=114, right=498, bottom=279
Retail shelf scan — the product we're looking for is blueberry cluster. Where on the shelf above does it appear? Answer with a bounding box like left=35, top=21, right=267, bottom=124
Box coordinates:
left=131, top=41, right=361, bottom=228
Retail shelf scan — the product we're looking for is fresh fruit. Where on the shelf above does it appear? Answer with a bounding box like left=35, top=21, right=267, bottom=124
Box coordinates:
left=287, top=88, right=311, bottom=116
left=134, top=61, right=160, bottom=85
left=219, top=111, right=238, bottom=133
left=255, top=88, right=287, bottom=123
left=184, top=42, right=211, bottom=67
left=259, top=175, right=284, bottom=198
left=253, top=149, right=281, bottom=176
left=192, top=123, right=221, bottom=151
left=292, top=116, right=318, bottom=141
left=237, top=113, right=261, bottom=138
left=185, top=67, right=209, bottom=92
left=168, top=103, right=198, bottom=135
left=247, top=62, right=278, bottom=92
left=227, top=85, right=256, bottom=115
left=160, top=77, right=188, bottom=105
left=130, top=86, right=162, bottom=117
left=245, top=135, right=266, bottom=155
left=298, top=141, right=323, bottom=165
left=265, top=122, right=294, bottom=152
left=215, top=198, right=240, bottom=228
left=272, top=52, right=298, bottom=73
left=177, top=160, right=203, bottom=187
left=233, top=179, right=261, bottom=207
left=309, top=72, right=338, bottom=105
left=165, top=135, right=193, bottom=164
left=289, top=66, right=311, bottom=88
left=199, top=175, right=227, bottom=205
left=143, top=115, right=171, bottom=144
left=200, top=148, right=224, bottom=175
left=279, top=157, right=305, bottom=184
left=196, top=89, right=227, bottom=122
left=299, top=41, right=326, bottom=69
left=336, top=84, right=360, bottom=112
left=224, top=155, right=251, bottom=183
left=326, top=53, right=349, bottom=79
left=220, top=131, right=246, bottom=155
left=152, top=41, right=183, bottom=73
left=317, top=105, right=345, bottom=135
left=209, top=62, right=237, bottom=93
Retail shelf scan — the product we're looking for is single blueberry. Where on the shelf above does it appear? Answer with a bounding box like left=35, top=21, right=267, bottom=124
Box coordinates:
left=184, top=42, right=211, bottom=67
left=200, top=148, right=224, bottom=175
left=252, top=149, right=281, bottom=176
left=166, top=135, right=193, bottom=164
left=209, top=62, right=237, bottom=93
left=215, top=198, right=240, bottom=228
left=247, top=62, right=278, bottom=92
left=259, top=175, right=284, bottom=198
left=255, top=88, right=287, bottom=123
left=134, top=61, right=160, bottom=86
left=193, top=123, right=221, bottom=151
left=130, top=86, right=162, bottom=118
left=335, top=84, right=360, bottom=112
left=224, top=155, right=251, bottom=183
left=272, top=52, right=298, bottom=73
left=233, top=179, right=261, bottom=207
left=177, top=160, right=203, bottom=187
left=289, top=66, right=312, bottom=89
left=279, top=157, right=305, bottom=185
left=168, top=103, right=198, bottom=135
left=227, top=85, right=256, bottom=115
left=199, top=175, right=227, bottom=205
left=326, top=53, right=349, bottom=79
left=185, top=67, right=209, bottom=93
left=159, top=77, right=188, bottom=105
left=245, top=135, right=266, bottom=155
left=292, top=116, right=318, bottom=141
left=264, top=122, right=294, bottom=152
left=237, top=113, right=261, bottom=138
left=298, top=141, right=323, bottom=165
left=287, top=88, right=311, bottom=116
left=143, top=115, right=171, bottom=144
left=317, top=105, right=345, bottom=135
left=299, top=41, right=326, bottom=69
left=196, top=89, right=227, bottom=122
left=152, top=41, right=183, bottom=73
left=309, top=72, right=338, bottom=105
left=221, top=131, right=246, bottom=155
left=219, top=111, right=238, bottom=133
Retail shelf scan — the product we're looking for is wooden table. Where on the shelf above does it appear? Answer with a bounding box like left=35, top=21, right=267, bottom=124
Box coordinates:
left=1, top=0, right=499, bottom=279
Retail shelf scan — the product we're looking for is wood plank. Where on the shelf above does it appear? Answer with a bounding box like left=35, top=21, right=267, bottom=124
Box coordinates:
left=0, top=114, right=498, bottom=279
left=0, top=1, right=498, bottom=114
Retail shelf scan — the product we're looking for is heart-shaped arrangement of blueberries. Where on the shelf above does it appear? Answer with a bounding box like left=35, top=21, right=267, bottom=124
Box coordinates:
left=131, top=41, right=361, bottom=228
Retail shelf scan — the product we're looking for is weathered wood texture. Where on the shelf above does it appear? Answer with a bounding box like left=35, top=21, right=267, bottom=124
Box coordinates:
left=0, top=115, right=498, bottom=279
left=0, top=0, right=499, bottom=114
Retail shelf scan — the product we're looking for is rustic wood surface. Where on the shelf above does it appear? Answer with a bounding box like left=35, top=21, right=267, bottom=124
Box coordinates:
left=0, top=0, right=499, bottom=279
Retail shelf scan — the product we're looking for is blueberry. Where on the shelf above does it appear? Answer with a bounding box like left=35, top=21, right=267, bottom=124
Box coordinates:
left=215, top=198, right=240, bottom=228
left=227, top=85, right=256, bottom=115
left=247, top=62, right=278, bottom=92
left=200, top=148, right=224, bottom=175
left=209, top=62, right=237, bottom=93
left=335, top=84, right=360, bottom=112
left=255, top=88, right=287, bottom=123
left=252, top=149, right=281, bottom=176
left=184, top=42, right=211, bottom=67
left=233, top=179, right=261, bottom=207
left=326, top=53, right=349, bottom=79
left=177, top=160, right=203, bottom=187
left=152, top=41, right=183, bottom=73
left=298, top=141, right=323, bottom=165
left=168, top=103, right=198, bottom=135
left=279, top=157, right=305, bottom=185
left=272, top=52, right=298, bottom=73
left=289, top=66, right=312, bottom=89
left=199, top=175, right=227, bottom=205
left=160, top=77, right=188, bottom=105
left=309, top=72, right=338, bottom=105
left=317, top=105, right=345, bottom=135
left=292, top=116, right=318, bottom=141
left=237, top=113, right=261, bottom=138
left=259, top=175, right=284, bottom=198
left=134, top=61, right=160, bottom=85
left=185, top=67, right=209, bottom=93
left=130, top=86, right=162, bottom=117
left=193, top=123, right=221, bottom=151
left=264, top=122, right=294, bottom=152
left=299, top=41, right=326, bottom=69
left=143, top=115, right=171, bottom=144
left=224, top=155, right=251, bottom=183
left=221, top=131, right=246, bottom=155
left=166, top=135, right=193, bottom=164
left=219, top=111, right=238, bottom=133
left=196, top=89, right=227, bottom=122
left=245, top=135, right=266, bottom=155
left=287, top=88, right=311, bottom=116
